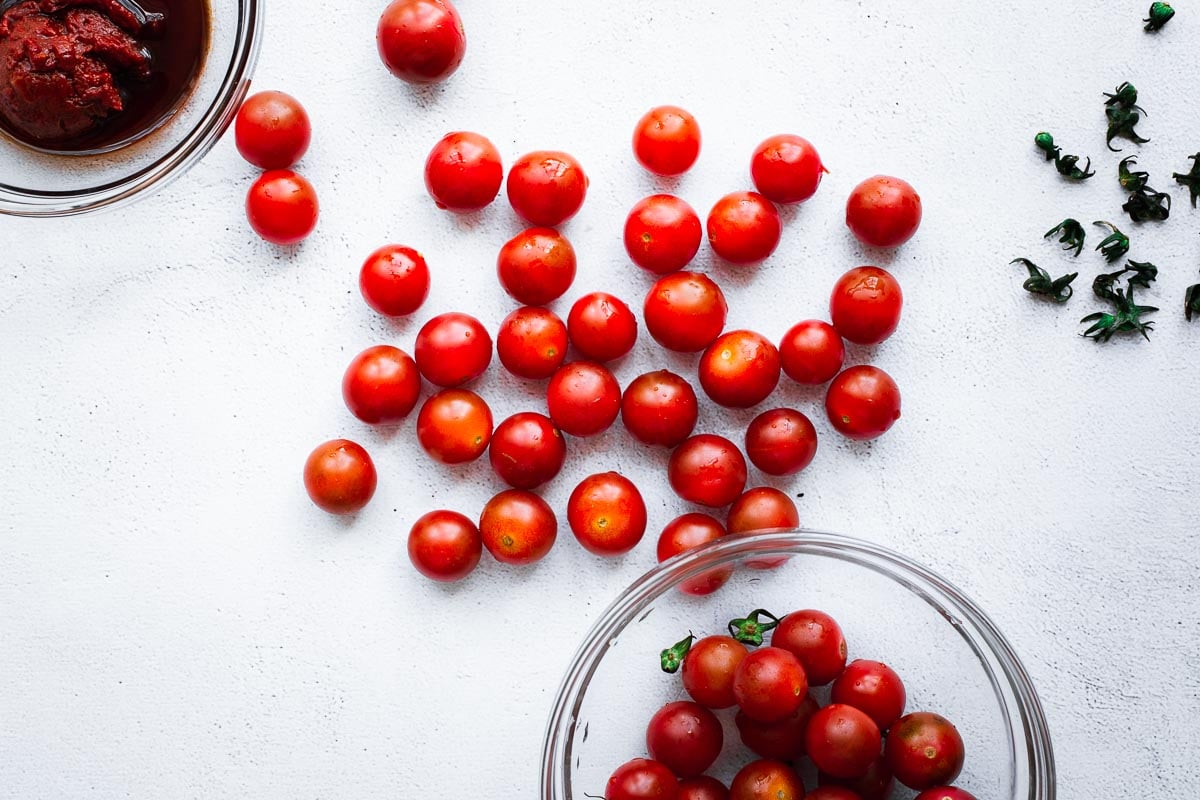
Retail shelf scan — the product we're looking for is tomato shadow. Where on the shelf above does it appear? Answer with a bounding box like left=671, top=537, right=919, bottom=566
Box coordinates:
left=847, top=237, right=899, bottom=268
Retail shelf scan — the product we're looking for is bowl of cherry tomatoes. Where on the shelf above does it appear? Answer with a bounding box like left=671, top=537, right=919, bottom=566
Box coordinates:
left=540, top=530, right=1055, bottom=800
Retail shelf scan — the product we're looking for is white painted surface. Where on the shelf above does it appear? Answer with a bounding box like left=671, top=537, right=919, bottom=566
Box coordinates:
left=2, top=1, right=1198, bottom=797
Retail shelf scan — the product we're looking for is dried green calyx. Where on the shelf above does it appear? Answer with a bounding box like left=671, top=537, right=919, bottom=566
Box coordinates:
left=1033, top=132, right=1094, bottom=180
left=1123, top=187, right=1171, bottom=222
left=1104, top=82, right=1150, bottom=151
left=660, top=633, right=694, bottom=674
left=1186, top=284, right=1200, bottom=322
left=1081, top=263, right=1159, bottom=342
left=1094, top=221, right=1130, bottom=262
left=1044, top=218, right=1086, bottom=257
left=1145, top=2, right=1175, bottom=31
left=1173, top=153, right=1200, bottom=207
left=1118, top=156, right=1150, bottom=192
left=727, top=609, right=780, bottom=647
left=1012, top=259, right=1077, bottom=303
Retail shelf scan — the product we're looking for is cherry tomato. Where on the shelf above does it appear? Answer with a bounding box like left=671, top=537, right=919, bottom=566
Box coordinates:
left=414, top=312, right=493, bottom=387
left=568, top=292, right=638, bottom=362
left=407, top=509, right=481, bottom=582
left=734, top=693, right=819, bottom=761
left=729, top=759, right=804, bottom=800
left=424, top=131, right=503, bottom=212
left=825, top=366, right=901, bottom=440
left=342, top=345, right=422, bottom=424
left=507, top=150, right=588, bottom=227
left=830, top=267, right=903, bottom=345
left=234, top=90, right=310, bottom=170
left=246, top=169, right=318, bottom=245
left=646, top=701, right=724, bottom=778
left=845, top=175, right=922, bottom=248
left=698, top=330, right=781, bottom=408
left=668, top=434, right=747, bottom=508
left=726, top=487, right=799, bottom=535
left=805, top=788, right=864, bottom=800
left=884, top=712, right=965, bottom=790
left=681, top=635, right=748, bottom=709
left=772, top=609, right=847, bottom=686
left=415, top=389, right=492, bottom=464
left=644, top=272, right=728, bottom=353
left=303, top=439, right=376, bottom=515
left=605, top=758, right=679, bottom=800
left=780, top=320, right=845, bottom=385
left=707, top=192, right=782, bottom=265
left=624, top=194, right=703, bottom=274
left=831, top=659, right=907, bottom=732
left=497, top=228, right=577, bottom=306
left=915, top=788, right=977, bottom=800
left=633, top=105, right=701, bottom=176
left=546, top=361, right=621, bottom=437
left=805, top=704, right=882, bottom=779
left=496, top=306, right=568, bottom=380
left=488, top=412, right=566, bottom=489
left=478, top=489, right=557, bottom=565
left=732, top=646, right=809, bottom=723
left=359, top=245, right=430, bottom=317
left=819, top=757, right=894, bottom=800
left=621, top=370, right=698, bottom=448
left=677, top=776, right=729, bottom=800
left=567, top=472, right=647, bottom=556
left=656, top=513, right=731, bottom=596
left=750, top=134, right=826, bottom=204
left=745, top=408, right=818, bottom=476
left=376, top=0, right=465, bottom=84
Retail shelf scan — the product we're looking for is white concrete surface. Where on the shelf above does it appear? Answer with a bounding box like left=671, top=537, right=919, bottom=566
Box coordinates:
left=2, top=1, right=1198, bottom=797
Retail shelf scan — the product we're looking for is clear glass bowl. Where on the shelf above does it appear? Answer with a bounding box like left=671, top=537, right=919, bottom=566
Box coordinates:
left=0, top=0, right=261, bottom=217
left=541, top=530, right=1055, bottom=799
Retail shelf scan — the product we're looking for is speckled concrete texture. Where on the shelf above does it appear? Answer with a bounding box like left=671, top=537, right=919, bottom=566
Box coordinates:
left=1, top=1, right=1198, bottom=797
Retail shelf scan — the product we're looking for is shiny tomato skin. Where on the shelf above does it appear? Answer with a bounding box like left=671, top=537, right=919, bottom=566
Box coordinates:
left=497, top=228, right=577, bottom=306
left=914, top=788, right=977, bottom=800
left=414, top=312, right=493, bottom=387
left=496, top=306, right=568, bottom=380
left=646, top=701, right=724, bottom=778
left=407, top=509, right=482, bottom=581
left=732, top=646, right=809, bottom=723
left=698, top=330, right=781, bottom=409
left=415, top=389, right=493, bottom=464
left=707, top=191, right=782, bottom=265
left=780, top=320, right=845, bottom=385
left=805, top=703, right=883, bottom=779
left=831, top=659, right=907, bottom=732
left=507, top=150, right=588, bottom=227
left=567, top=292, right=638, bottom=362
left=546, top=361, right=621, bottom=437
left=884, top=712, right=965, bottom=790
left=677, top=776, right=729, bottom=800
left=621, top=370, right=699, bottom=448
left=605, top=758, right=680, bottom=800
left=303, top=439, right=377, bottom=515
left=424, top=131, right=503, bottom=212
left=806, top=788, right=865, bottom=800
left=825, top=366, right=902, bottom=440
left=656, top=513, right=731, bottom=596
left=681, top=635, right=749, bottom=709
left=772, top=608, right=848, bottom=686
left=633, top=105, right=701, bottom=176
left=567, top=472, right=647, bottom=556
left=750, top=134, right=826, bottom=204
left=342, top=345, right=422, bottom=424
left=729, top=759, right=805, bottom=800
left=235, top=90, right=311, bottom=170
left=819, top=757, right=894, bottom=800
left=668, top=434, right=748, bottom=508
left=734, top=693, right=819, bottom=761
left=830, top=266, right=903, bottom=346
left=478, top=489, right=557, bottom=565
left=845, top=175, right=922, bottom=248
left=644, top=272, right=728, bottom=353
left=359, top=245, right=431, bottom=317
left=625, top=194, right=703, bottom=274
left=246, top=169, right=319, bottom=245
left=745, top=408, right=818, bottom=476
left=488, top=412, right=566, bottom=489
left=726, top=487, right=799, bottom=535
left=376, top=0, right=465, bottom=84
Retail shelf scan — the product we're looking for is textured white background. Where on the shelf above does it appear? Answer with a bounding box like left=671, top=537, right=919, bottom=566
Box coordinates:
left=2, top=0, right=1199, bottom=797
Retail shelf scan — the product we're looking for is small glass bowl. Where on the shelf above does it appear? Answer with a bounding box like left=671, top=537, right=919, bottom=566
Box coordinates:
left=541, top=530, right=1055, bottom=799
left=0, top=0, right=261, bottom=217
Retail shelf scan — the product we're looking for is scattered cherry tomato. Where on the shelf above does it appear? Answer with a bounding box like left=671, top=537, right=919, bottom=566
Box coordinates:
left=805, top=703, right=882, bottom=779
left=779, top=320, right=845, bottom=385
left=234, top=90, right=311, bottom=170
left=831, top=659, right=907, bottom=732
left=478, top=489, right=557, bottom=565
left=656, top=513, right=731, bottom=596
left=622, top=370, right=699, bottom=448
left=507, top=150, right=588, bottom=227
left=342, top=345, right=422, bottom=424
left=407, top=509, right=482, bottom=582
left=726, top=487, right=799, bottom=536
left=698, top=330, right=781, bottom=408
left=677, top=776, right=729, bottom=800
left=805, top=789, right=864, bottom=800
left=819, top=756, right=895, bottom=800
left=884, top=712, right=965, bottom=790
left=915, top=788, right=977, bottom=800
left=830, top=266, right=903, bottom=345
left=359, top=245, right=431, bottom=317
left=376, top=0, right=466, bottom=84
left=845, top=175, right=922, bottom=248
left=605, top=758, right=679, bottom=800
left=707, top=191, right=782, bottom=265
left=644, top=272, right=728, bottom=353
left=303, top=439, right=377, bottom=515
left=546, top=361, right=621, bottom=437
left=633, top=105, right=701, bottom=176
left=414, top=312, right=493, bottom=387
left=744, top=408, right=818, bottom=476
left=488, top=412, right=566, bottom=489
left=424, top=131, right=503, bottom=212
left=734, top=694, right=819, bottom=761
left=772, top=609, right=847, bottom=686
left=415, top=388, right=493, bottom=464
left=646, top=701, right=724, bottom=778
left=568, top=472, right=647, bottom=556
left=729, top=759, right=805, bottom=800
left=750, top=134, right=826, bottom=204
left=246, top=169, right=318, bottom=245
left=567, top=292, right=638, bottom=362
left=825, top=366, right=901, bottom=441
left=497, top=228, right=577, bottom=306
left=668, top=434, right=748, bottom=508
left=732, top=646, right=809, bottom=723
left=624, top=194, right=703, bottom=274
left=681, top=635, right=749, bottom=710
left=496, top=306, right=568, bottom=380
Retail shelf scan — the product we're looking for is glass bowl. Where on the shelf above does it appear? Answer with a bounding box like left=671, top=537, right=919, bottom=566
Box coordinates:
left=0, top=0, right=261, bottom=217
left=541, top=530, right=1055, bottom=799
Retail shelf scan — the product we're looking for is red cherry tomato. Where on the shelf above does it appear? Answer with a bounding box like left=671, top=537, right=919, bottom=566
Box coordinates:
left=745, top=408, right=818, bottom=476
left=488, top=412, right=566, bottom=489
left=496, top=306, right=568, bottom=380
left=831, top=659, right=907, bottom=732
left=805, top=704, right=883, bottom=780
left=546, top=361, right=621, bottom=437
left=342, top=345, right=422, bottom=424
left=772, top=608, right=848, bottom=686
left=845, top=175, right=922, bottom=248
left=668, top=434, right=747, bottom=508
left=407, top=509, right=482, bottom=582
left=621, top=370, right=698, bottom=448
left=234, top=90, right=311, bottom=170
left=830, top=267, right=903, bottom=345
left=884, top=712, right=965, bottom=790
left=915, top=788, right=977, bottom=800
left=624, top=194, right=703, bottom=274
left=677, top=776, right=729, bottom=800
left=567, top=292, right=638, bottom=362
left=726, top=487, right=799, bottom=535
left=376, top=0, right=465, bottom=84
left=681, top=635, right=749, bottom=710
left=478, top=489, right=557, bottom=565
left=414, top=312, right=493, bottom=388
left=750, top=134, right=826, bottom=204
left=359, top=245, right=431, bottom=317
left=646, top=701, right=724, bottom=778
left=825, top=366, right=902, bottom=440
left=732, top=646, right=809, bottom=723
left=567, top=472, right=647, bottom=556
left=707, top=191, right=782, bottom=265
left=605, top=758, right=679, bottom=800
left=698, top=330, right=781, bottom=408
left=497, top=228, right=577, bottom=306
left=246, top=169, right=318, bottom=245
left=780, top=320, right=845, bottom=385
left=633, top=105, right=701, bottom=176
left=729, top=759, right=805, bottom=800
left=805, top=789, right=864, bottom=800
left=644, top=272, right=728, bottom=353
left=415, top=389, right=493, bottom=464
left=656, top=513, right=731, bottom=596
left=734, top=694, right=819, bottom=761
left=424, top=131, right=503, bottom=212
left=507, top=150, right=588, bottom=227
left=819, top=756, right=894, bottom=800
left=303, top=439, right=377, bottom=515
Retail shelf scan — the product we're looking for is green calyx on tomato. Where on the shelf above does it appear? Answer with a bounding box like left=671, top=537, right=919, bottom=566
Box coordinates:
left=727, top=608, right=781, bottom=647
left=660, top=632, right=695, bottom=674
left=1011, top=259, right=1077, bottom=304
